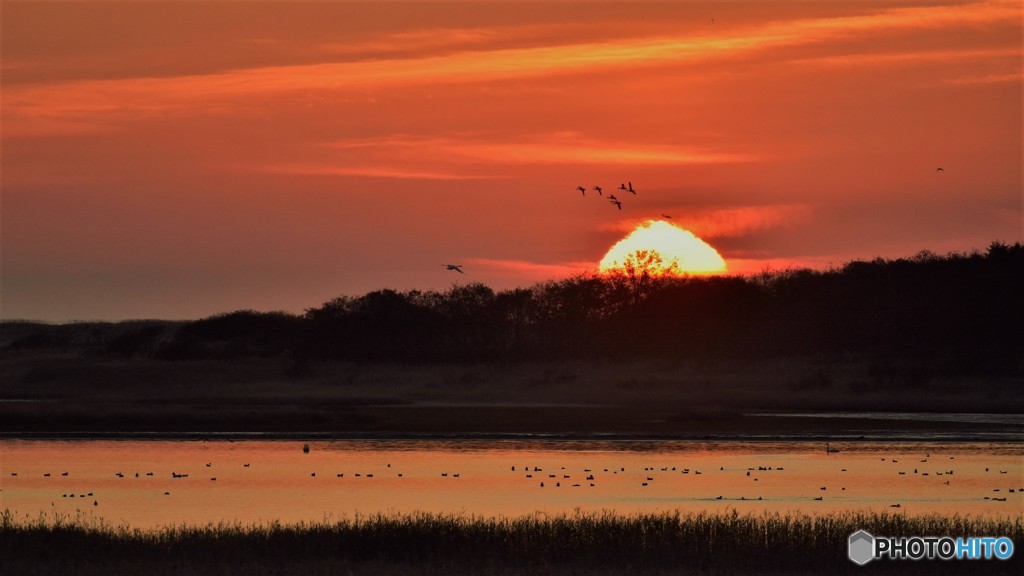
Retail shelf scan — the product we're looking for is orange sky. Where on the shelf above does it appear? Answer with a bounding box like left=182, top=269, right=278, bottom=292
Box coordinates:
left=2, top=0, right=1021, bottom=320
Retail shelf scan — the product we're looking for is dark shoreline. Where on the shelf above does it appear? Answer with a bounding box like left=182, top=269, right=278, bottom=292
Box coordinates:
left=3, top=411, right=1021, bottom=443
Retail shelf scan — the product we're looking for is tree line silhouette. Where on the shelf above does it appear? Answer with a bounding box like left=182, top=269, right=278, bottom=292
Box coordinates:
left=7, top=243, right=1022, bottom=377
left=144, top=242, right=1022, bottom=373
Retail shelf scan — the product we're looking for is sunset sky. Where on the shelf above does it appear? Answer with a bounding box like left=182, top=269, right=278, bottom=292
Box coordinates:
left=2, top=0, right=1021, bottom=321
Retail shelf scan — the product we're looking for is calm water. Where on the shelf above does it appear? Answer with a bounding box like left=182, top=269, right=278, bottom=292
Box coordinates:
left=2, top=439, right=1022, bottom=529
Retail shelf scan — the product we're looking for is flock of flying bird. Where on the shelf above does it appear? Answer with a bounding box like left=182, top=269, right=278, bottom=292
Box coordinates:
left=577, top=180, right=638, bottom=211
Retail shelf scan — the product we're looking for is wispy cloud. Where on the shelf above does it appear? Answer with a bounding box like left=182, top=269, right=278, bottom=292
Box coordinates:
left=253, top=163, right=494, bottom=181
left=465, top=257, right=595, bottom=279
left=945, top=72, right=1024, bottom=85
left=600, top=204, right=811, bottom=238
left=5, top=0, right=1016, bottom=136
left=237, top=132, right=755, bottom=181
left=325, top=133, right=756, bottom=167
left=790, top=47, right=1021, bottom=69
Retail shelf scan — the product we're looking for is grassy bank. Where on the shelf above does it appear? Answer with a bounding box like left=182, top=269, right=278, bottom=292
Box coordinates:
left=3, top=509, right=1021, bottom=575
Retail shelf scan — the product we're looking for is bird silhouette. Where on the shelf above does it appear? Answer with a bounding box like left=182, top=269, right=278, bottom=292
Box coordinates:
left=445, top=264, right=465, bottom=274
left=661, top=213, right=672, bottom=219
left=593, top=186, right=603, bottom=196
left=577, top=185, right=587, bottom=196
left=936, top=167, right=944, bottom=172
left=610, top=199, right=623, bottom=210
left=627, top=181, right=636, bottom=194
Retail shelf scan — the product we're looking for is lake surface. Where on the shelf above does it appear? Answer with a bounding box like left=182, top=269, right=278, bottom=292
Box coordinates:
left=2, top=439, right=1021, bottom=529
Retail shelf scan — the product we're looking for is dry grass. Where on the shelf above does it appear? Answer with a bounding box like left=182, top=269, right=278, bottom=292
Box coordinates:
left=3, top=508, right=1021, bottom=575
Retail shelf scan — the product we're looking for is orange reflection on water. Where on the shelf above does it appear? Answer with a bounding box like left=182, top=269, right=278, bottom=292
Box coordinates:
left=1, top=440, right=1021, bottom=529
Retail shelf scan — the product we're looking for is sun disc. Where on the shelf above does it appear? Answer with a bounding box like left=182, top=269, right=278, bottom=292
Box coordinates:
left=599, top=220, right=727, bottom=276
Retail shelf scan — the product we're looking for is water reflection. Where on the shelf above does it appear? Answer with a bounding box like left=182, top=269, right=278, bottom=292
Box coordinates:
left=2, top=439, right=1021, bottom=529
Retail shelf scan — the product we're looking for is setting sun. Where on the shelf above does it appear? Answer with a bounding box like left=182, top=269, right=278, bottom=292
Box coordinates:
left=599, top=220, right=727, bottom=276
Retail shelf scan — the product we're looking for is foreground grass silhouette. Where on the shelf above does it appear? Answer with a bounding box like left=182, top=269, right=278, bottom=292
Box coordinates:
left=4, top=509, right=1021, bottom=575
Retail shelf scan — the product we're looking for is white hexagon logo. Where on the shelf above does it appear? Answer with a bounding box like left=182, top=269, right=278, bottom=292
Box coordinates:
left=848, top=530, right=875, bottom=565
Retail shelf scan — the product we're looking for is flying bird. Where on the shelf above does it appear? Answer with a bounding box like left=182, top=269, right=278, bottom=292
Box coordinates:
left=593, top=186, right=603, bottom=196
left=577, top=185, right=587, bottom=196
left=626, top=181, right=636, bottom=194
left=661, top=213, right=672, bottom=219
left=608, top=194, right=618, bottom=201
left=610, top=199, right=623, bottom=210
left=936, top=167, right=944, bottom=172
left=445, top=264, right=465, bottom=274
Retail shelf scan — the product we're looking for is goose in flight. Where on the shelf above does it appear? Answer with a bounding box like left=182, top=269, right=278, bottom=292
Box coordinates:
left=445, top=264, right=465, bottom=274
left=610, top=199, right=623, bottom=210
left=593, top=186, right=603, bottom=196
left=577, top=185, right=587, bottom=196
left=661, top=213, right=672, bottom=219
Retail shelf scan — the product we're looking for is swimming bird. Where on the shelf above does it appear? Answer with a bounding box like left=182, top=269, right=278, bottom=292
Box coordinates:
left=445, top=264, right=465, bottom=274
left=826, top=443, right=840, bottom=454
left=303, top=444, right=310, bottom=453
left=577, top=185, right=587, bottom=196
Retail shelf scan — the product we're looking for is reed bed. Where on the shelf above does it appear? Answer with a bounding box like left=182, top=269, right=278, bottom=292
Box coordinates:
left=3, top=508, right=1021, bottom=575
